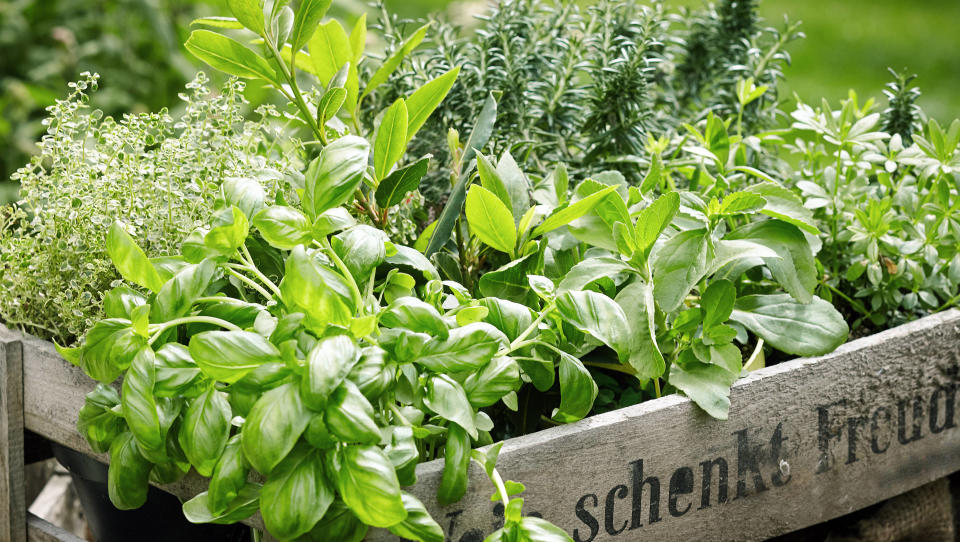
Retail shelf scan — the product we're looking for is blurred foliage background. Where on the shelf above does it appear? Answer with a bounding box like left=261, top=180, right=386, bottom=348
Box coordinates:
left=1, top=0, right=958, bottom=202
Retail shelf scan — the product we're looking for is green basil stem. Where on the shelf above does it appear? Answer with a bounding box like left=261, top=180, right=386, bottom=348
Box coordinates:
left=147, top=316, right=241, bottom=345
left=238, top=244, right=283, bottom=298
left=319, top=238, right=364, bottom=311
left=500, top=303, right=556, bottom=356
left=582, top=361, right=637, bottom=376
left=263, top=40, right=325, bottom=142
left=224, top=266, right=274, bottom=301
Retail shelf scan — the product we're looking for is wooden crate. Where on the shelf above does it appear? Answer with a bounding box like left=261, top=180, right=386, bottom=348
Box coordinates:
left=2, top=310, right=959, bottom=541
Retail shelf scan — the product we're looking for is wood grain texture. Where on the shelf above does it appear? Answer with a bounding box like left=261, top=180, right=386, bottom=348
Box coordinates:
left=25, top=512, right=86, bottom=542
left=8, top=309, right=960, bottom=542
left=0, top=328, right=27, bottom=541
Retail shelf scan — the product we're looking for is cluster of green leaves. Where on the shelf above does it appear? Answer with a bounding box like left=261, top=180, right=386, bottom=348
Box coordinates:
left=366, top=0, right=800, bottom=202
left=0, top=73, right=293, bottom=343
left=787, top=86, right=960, bottom=330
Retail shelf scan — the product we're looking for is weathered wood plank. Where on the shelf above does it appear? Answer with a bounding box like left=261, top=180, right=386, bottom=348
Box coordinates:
left=11, top=310, right=960, bottom=542
left=368, top=309, right=960, bottom=542
left=25, top=512, right=86, bottom=542
left=0, top=328, right=27, bottom=542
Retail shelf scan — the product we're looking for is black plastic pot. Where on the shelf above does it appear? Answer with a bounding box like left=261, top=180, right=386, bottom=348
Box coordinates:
left=52, top=443, right=251, bottom=542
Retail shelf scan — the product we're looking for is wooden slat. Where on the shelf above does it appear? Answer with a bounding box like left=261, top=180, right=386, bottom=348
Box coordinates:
left=13, top=310, right=960, bottom=542
left=25, top=512, right=86, bottom=542
left=0, top=328, right=26, bottom=541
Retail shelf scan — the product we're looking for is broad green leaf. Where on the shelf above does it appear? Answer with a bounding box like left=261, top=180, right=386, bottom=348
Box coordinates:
left=700, top=280, right=736, bottom=330
left=261, top=445, right=334, bottom=540
left=520, top=516, right=575, bottom=542
left=349, top=13, right=366, bottom=64
left=477, top=254, right=536, bottom=304
left=107, top=222, right=164, bottom=293
left=349, top=346, right=393, bottom=401
left=151, top=259, right=217, bottom=322
left=496, top=151, right=532, bottom=224
left=416, top=322, right=508, bottom=372
left=190, top=16, right=245, bottom=29
left=185, top=30, right=276, bottom=82
left=437, top=423, right=470, bottom=505
left=362, top=23, right=430, bottom=99
left=466, top=185, right=517, bottom=253
left=154, top=343, right=203, bottom=397
left=375, top=156, right=429, bottom=208
left=406, top=67, right=460, bottom=143
left=567, top=180, right=632, bottom=251
left=388, top=493, right=444, bottom=542
left=301, top=335, right=360, bottom=410
left=179, top=388, right=231, bottom=477
left=384, top=426, right=419, bottom=486
left=477, top=152, right=511, bottom=210
left=639, top=153, right=662, bottom=194
left=312, top=207, right=357, bottom=239
left=556, top=290, right=630, bottom=357
left=81, top=319, right=145, bottom=383
left=307, top=19, right=351, bottom=85
left=669, top=355, right=738, bottom=420
left=531, top=184, right=620, bottom=237
left=744, top=182, right=819, bottom=235
left=332, top=225, right=387, bottom=281
left=302, top=135, right=369, bottom=218
left=551, top=352, right=598, bottom=423
left=477, top=298, right=534, bottom=342
left=325, top=381, right=381, bottom=443
left=424, top=375, right=477, bottom=438
left=290, top=0, right=331, bottom=51
left=375, top=99, right=408, bottom=181
left=280, top=246, right=353, bottom=330
left=190, top=330, right=281, bottom=383
left=717, top=192, right=767, bottom=216
left=108, top=432, right=152, bottom=510
left=208, top=435, right=250, bottom=514
left=634, top=191, right=680, bottom=257
left=121, top=348, right=167, bottom=462
left=381, top=297, right=448, bottom=338
left=726, top=220, right=817, bottom=303
left=226, top=0, right=265, bottom=34
left=298, top=500, right=368, bottom=542
left=242, top=382, right=312, bottom=474
left=385, top=245, right=439, bottom=280
left=318, top=86, right=347, bottom=123
left=222, top=177, right=266, bottom=219
left=204, top=206, right=249, bottom=256
left=704, top=239, right=779, bottom=278
left=103, top=286, right=147, bottom=320
left=77, top=385, right=124, bottom=454
left=731, top=295, right=849, bottom=356
left=556, top=257, right=634, bottom=293
left=333, top=445, right=407, bottom=527
left=425, top=92, right=497, bottom=257
left=183, top=483, right=261, bottom=524
left=652, top=229, right=708, bottom=311
left=614, top=282, right=665, bottom=381
left=253, top=206, right=312, bottom=250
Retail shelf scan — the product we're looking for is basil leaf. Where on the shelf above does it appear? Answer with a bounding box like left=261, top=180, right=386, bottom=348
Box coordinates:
left=298, top=500, right=368, bottom=542
left=726, top=220, right=817, bottom=304
left=463, top=356, right=520, bottom=408
left=189, top=330, right=282, bottom=383
left=204, top=207, right=249, bottom=256
left=556, top=290, right=630, bottom=358
left=614, top=281, right=665, bottom=381
left=424, top=375, right=478, bottom=439
left=302, top=136, right=369, bottom=218
left=121, top=347, right=167, bottom=462
left=652, top=228, right=709, bottom=311
left=301, top=335, right=361, bottom=410
left=384, top=426, right=418, bottom=486
left=241, top=382, right=311, bottom=474
left=477, top=298, right=534, bottom=342
left=280, top=246, right=353, bottom=330
left=325, top=381, right=381, bottom=444
left=261, top=444, right=334, bottom=540
left=416, top=322, right=508, bottom=372
left=381, top=297, right=449, bottom=339
left=208, top=435, right=250, bottom=514
left=182, top=483, right=261, bottom=524
left=551, top=352, right=598, bottom=423
left=348, top=346, right=394, bottom=401
left=731, top=294, right=849, bottom=356
left=103, top=286, right=147, bottom=319
left=106, top=222, right=164, bottom=293
left=179, top=388, right=231, bottom=477
left=669, top=354, right=739, bottom=420
left=388, top=493, right=444, bottom=542
left=333, top=225, right=388, bottom=281
left=332, top=445, right=407, bottom=528
left=78, top=385, right=124, bottom=454
left=519, top=516, right=574, bottom=542
left=437, top=423, right=471, bottom=505
left=154, top=343, right=204, bottom=397
left=700, top=279, right=736, bottom=330
left=81, top=319, right=145, bottom=383
left=222, top=177, right=266, bottom=220
left=557, top=257, right=634, bottom=293
left=253, top=206, right=312, bottom=250
left=151, top=258, right=217, bottom=322
left=108, top=432, right=152, bottom=510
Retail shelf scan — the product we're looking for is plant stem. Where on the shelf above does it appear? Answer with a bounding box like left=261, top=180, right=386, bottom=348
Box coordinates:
left=148, top=316, right=241, bottom=345
left=224, top=267, right=274, bottom=301
left=582, top=361, right=638, bottom=376
left=319, top=238, right=364, bottom=311
left=509, top=303, right=556, bottom=349
left=238, top=245, right=283, bottom=298
left=743, top=338, right=765, bottom=372
left=652, top=378, right=662, bottom=399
